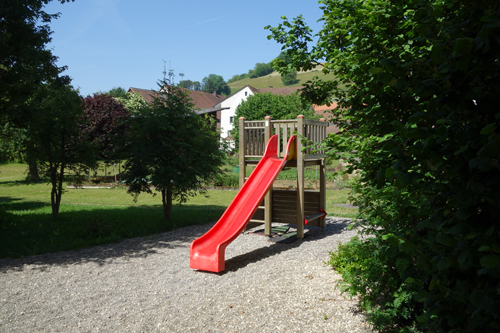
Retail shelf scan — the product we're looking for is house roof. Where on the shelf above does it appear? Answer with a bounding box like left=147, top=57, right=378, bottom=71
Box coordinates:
left=184, top=89, right=226, bottom=109
left=313, top=103, right=338, bottom=116
left=127, top=87, right=158, bottom=105
left=127, top=87, right=226, bottom=110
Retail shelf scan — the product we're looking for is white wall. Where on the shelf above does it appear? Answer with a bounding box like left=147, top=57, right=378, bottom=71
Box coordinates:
left=218, top=86, right=255, bottom=140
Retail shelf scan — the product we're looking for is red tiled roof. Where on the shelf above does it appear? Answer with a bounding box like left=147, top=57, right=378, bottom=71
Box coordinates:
left=127, top=87, right=226, bottom=110
left=127, top=87, right=159, bottom=105
left=182, top=88, right=226, bottom=109
left=313, top=103, right=338, bottom=116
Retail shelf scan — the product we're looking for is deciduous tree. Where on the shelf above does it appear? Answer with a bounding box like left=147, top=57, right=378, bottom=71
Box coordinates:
left=201, top=74, right=230, bottom=96
left=231, top=92, right=316, bottom=145
left=1, top=0, right=75, bottom=180
left=0, top=0, right=74, bottom=123
left=124, top=80, right=225, bottom=221
left=28, top=82, right=96, bottom=219
left=81, top=94, right=130, bottom=162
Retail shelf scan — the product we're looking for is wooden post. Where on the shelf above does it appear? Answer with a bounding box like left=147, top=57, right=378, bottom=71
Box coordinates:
left=238, top=117, right=246, bottom=189
left=264, top=116, right=273, bottom=236
left=319, top=118, right=327, bottom=228
left=296, top=115, right=305, bottom=239
left=319, top=158, right=327, bottom=228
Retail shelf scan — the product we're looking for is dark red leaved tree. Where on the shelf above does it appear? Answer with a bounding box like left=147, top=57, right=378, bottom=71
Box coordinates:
left=81, top=94, right=130, bottom=162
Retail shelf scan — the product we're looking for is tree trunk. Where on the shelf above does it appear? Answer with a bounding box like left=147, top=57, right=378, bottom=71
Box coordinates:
left=26, top=141, right=40, bottom=182
left=50, top=164, right=59, bottom=219
left=51, top=145, right=66, bottom=219
left=162, top=187, right=173, bottom=221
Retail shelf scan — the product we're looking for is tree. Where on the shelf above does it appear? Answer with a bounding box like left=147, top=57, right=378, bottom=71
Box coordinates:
left=28, top=82, right=96, bottom=219
left=124, top=80, right=226, bottom=221
left=0, top=123, right=28, bottom=163
left=106, top=87, right=127, bottom=98
left=253, top=62, right=274, bottom=77
left=231, top=92, right=316, bottom=146
left=281, top=71, right=298, bottom=86
left=0, top=0, right=74, bottom=123
left=236, top=92, right=314, bottom=121
left=227, top=74, right=242, bottom=83
left=201, top=74, right=230, bottom=96
left=114, top=92, right=149, bottom=114
left=267, top=1, right=500, bottom=331
left=178, top=80, right=202, bottom=91
left=1, top=0, right=75, bottom=180
left=81, top=94, right=130, bottom=162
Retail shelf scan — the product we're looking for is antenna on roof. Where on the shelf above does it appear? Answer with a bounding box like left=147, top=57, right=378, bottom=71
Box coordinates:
left=168, top=61, right=175, bottom=85
left=162, top=60, right=167, bottom=81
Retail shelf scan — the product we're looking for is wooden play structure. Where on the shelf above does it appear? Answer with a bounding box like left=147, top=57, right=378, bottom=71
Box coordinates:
left=238, top=115, right=329, bottom=239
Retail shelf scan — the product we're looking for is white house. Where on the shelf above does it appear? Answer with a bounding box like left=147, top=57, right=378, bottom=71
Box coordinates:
left=215, top=85, right=302, bottom=143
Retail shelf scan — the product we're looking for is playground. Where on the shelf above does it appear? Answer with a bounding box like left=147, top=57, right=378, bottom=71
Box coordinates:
left=0, top=115, right=369, bottom=331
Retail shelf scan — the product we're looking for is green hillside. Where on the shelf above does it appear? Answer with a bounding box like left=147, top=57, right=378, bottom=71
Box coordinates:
left=228, top=68, right=337, bottom=93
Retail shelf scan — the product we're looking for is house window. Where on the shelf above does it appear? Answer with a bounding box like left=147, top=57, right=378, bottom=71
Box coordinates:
left=230, top=116, right=234, bottom=124
left=245, top=91, right=248, bottom=96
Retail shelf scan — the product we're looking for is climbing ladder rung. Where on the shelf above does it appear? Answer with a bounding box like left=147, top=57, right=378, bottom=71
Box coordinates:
left=305, top=212, right=326, bottom=222
left=249, top=219, right=265, bottom=224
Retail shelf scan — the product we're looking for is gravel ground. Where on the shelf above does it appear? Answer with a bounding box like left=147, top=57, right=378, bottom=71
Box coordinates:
left=0, top=217, right=371, bottom=332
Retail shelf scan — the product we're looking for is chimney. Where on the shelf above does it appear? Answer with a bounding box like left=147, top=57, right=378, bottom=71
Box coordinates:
left=213, top=91, right=217, bottom=96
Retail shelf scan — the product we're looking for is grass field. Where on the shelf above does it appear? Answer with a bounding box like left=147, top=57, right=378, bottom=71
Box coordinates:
left=0, top=163, right=358, bottom=258
left=228, top=68, right=337, bottom=93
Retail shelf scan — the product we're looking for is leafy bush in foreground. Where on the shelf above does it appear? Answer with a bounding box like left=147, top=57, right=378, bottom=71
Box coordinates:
left=269, top=0, right=500, bottom=331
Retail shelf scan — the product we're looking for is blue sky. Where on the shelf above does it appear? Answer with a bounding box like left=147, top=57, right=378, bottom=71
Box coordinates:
left=44, top=0, right=325, bottom=97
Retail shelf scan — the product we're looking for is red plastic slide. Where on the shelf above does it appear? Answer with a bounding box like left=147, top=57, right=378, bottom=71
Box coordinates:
left=190, top=134, right=296, bottom=272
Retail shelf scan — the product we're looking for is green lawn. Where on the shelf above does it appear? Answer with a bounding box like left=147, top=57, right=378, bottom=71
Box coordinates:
left=0, top=163, right=357, bottom=258
left=228, top=69, right=337, bottom=93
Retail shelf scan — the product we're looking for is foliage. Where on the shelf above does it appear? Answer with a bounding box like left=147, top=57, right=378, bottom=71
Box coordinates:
left=281, top=70, right=298, bottom=86
left=267, top=0, right=500, bottom=331
left=231, top=92, right=316, bottom=147
left=114, top=91, right=149, bottom=114
left=0, top=0, right=73, bottom=124
left=0, top=123, right=29, bottom=163
left=81, top=93, right=130, bottom=162
left=212, top=172, right=239, bottom=187
left=227, top=74, right=247, bottom=83
left=236, top=92, right=314, bottom=121
left=1, top=0, right=75, bottom=180
left=124, top=80, right=226, bottom=221
left=28, top=82, right=96, bottom=219
left=178, top=79, right=202, bottom=91
left=251, top=62, right=274, bottom=78
left=106, top=87, right=127, bottom=98
left=201, top=74, right=230, bottom=96
left=327, top=236, right=423, bottom=332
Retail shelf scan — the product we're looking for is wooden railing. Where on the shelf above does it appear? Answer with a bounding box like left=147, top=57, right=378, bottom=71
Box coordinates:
left=239, top=115, right=329, bottom=160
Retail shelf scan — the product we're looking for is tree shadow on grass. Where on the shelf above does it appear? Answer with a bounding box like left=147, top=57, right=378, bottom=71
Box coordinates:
left=0, top=176, right=51, bottom=187
left=0, top=196, right=49, bottom=209
left=0, top=200, right=225, bottom=273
